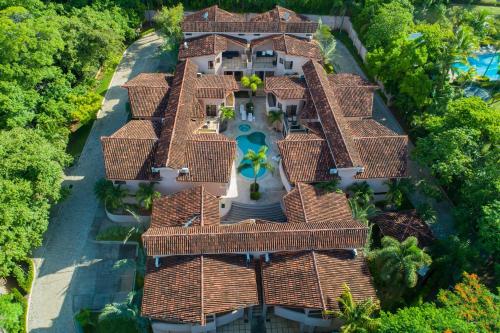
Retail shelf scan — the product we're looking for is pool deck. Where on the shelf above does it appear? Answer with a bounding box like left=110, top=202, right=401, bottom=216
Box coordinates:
left=223, top=97, right=287, bottom=205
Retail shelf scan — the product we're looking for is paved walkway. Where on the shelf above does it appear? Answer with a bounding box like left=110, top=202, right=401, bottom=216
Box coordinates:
left=332, top=39, right=455, bottom=238
left=28, top=32, right=172, bottom=333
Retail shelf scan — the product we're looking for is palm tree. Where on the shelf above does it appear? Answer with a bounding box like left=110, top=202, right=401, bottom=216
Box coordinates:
left=384, top=179, right=414, bottom=210
left=314, top=20, right=337, bottom=66
left=237, top=146, right=274, bottom=190
left=328, top=284, right=380, bottom=333
left=136, top=182, right=161, bottom=211
left=94, top=178, right=127, bottom=212
left=315, top=179, right=340, bottom=193
left=97, top=291, right=148, bottom=333
left=368, top=236, right=432, bottom=289
left=267, top=110, right=283, bottom=131
left=219, top=106, right=235, bottom=132
left=347, top=182, right=374, bottom=206
left=348, top=199, right=379, bottom=226
left=241, top=74, right=262, bottom=102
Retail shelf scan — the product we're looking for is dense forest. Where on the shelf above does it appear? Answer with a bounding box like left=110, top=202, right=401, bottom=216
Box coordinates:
left=0, top=0, right=498, bottom=332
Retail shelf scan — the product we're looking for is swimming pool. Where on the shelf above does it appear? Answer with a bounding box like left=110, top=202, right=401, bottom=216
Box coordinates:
left=236, top=131, right=268, bottom=179
left=453, top=53, right=499, bottom=81
left=239, top=123, right=251, bottom=132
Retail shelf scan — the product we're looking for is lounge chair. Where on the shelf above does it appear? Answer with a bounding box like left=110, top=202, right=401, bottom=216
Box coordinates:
left=240, top=104, right=246, bottom=120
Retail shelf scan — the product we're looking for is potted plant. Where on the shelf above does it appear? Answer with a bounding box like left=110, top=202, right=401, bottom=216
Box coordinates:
left=237, top=146, right=274, bottom=200
left=218, top=106, right=235, bottom=132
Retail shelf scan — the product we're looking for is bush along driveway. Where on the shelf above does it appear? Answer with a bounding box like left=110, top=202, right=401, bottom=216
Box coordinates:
left=27, top=32, right=173, bottom=333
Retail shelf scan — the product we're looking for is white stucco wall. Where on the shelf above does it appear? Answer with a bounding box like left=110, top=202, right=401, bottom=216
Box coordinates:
left=279, top=160, right=293, bottom=192
left=152, top=309, right=245, bottom=333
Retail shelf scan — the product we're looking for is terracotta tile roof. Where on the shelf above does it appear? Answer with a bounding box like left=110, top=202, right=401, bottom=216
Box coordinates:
left=299, top=98, right=318, bottom=120
left=284, top=183, right=352, bottom=224
left=178, top=34, right=247, bottom=59
left=184, top=5, right=245, bottom=22
left=277, top=133, right=336, bottom=184
left=347, top=119, right=397, bottom=137
left=303, top=60, right=362, bottom=168
left=110, top=120, right=162, bottom=139
left=122, top=73, right=172, bottom=119
left=252, top=35, right=322, bottom=60
left=101, top=120, right=161, bottom=180
left=176, top=135, right=236, bottom=183
left=182, top=6, right=317, bottom=33
left=372, top=210, right=435, bottom=247
left=151, top=186, right=219, bottom=228
left=250, top=6, right=311, bottom=23
left=142, top=220, right=368, bottom=256
left=354, top=136, right=408, bottom=179
left=327, top=74, right=377, bottom=118
left=155, top=60, right=201, bottom=168
left=262, top=250, right=377, bottom=311
left=142, top=254, right=258, bottom=324
left=196, top=74, right=238, bottom=99
left=265, top=76, right=308, bottom=99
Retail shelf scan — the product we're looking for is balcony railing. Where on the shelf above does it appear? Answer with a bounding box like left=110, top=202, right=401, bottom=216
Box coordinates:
left=221, top=57, right=247, bottom=70
left=253, top=56, right=277, bottom=69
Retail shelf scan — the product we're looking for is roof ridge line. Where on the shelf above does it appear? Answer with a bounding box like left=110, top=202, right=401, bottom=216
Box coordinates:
left=200, top=255, right=205, bottom=325
left=297, top=183, right=309, bottom=223
left=102, top=136, right=158, bottom=142
left=354, top=134, right=408, bottom=140
left=200, top=187, right=204, bottom=227
left=311, top=251, right=327, bottom=310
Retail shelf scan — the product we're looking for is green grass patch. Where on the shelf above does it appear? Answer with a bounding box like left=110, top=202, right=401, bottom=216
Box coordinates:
left=95, top=54, right=122, bottom=98
left=139, top=27, right=155, bottom=38
left=66, top=121, right=94, bottom=159
left=96, top=226, right=141, bottom=243
left=452, top=4, right=500, bottom=16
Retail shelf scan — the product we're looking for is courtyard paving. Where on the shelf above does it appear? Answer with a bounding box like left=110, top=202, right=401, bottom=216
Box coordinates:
left=28, top=32, right=174, bottom=333
left=224, top=96, right=286, bottom=205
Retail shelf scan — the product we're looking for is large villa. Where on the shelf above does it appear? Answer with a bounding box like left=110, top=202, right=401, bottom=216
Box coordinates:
left=100, top=5, right=410, bottom=333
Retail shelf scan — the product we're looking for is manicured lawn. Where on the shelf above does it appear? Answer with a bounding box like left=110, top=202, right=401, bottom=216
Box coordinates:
left=67, top=121, right=94, bottom=159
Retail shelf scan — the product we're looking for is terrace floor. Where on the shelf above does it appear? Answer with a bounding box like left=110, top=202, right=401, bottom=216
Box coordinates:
left=223, top=96, right=287, bottom=205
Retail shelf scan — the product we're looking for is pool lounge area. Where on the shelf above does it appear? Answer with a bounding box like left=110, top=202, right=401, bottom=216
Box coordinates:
left=453, top=52, right=499, bottom=81
left=237, top=131, right=269, bottom=179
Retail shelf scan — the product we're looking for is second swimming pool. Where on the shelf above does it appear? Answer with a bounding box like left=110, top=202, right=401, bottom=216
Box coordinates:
left=236, top=131, right=268, bottom=179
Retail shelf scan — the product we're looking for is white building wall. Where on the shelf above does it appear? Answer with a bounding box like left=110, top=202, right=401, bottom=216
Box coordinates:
left=275, top=53, right=309, bottom=76
left=152, top=309, right=245, bottom=333
left=187, top=54, right=217, bottom=74
left=279, top=160, right=293, bottom=192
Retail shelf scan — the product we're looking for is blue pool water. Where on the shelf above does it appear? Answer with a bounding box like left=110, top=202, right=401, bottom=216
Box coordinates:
left=239, top=123, right=251, bottom=132
left=453, top=53, right=499, bottom=81
left=236, top=132, right=268, bottom=179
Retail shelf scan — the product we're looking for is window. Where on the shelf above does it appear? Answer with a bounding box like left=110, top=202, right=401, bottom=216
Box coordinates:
left=279, top=58, right=284, bottom=64
left=284, top=60, right=293, bottom=70
left=208, top=61, right=214, bottom=69
left=254, top=34, right=261, bottom=36
left=277, top=102, right=282, bottom=110
left=206, top=105, right=217, bottom=117
left=267, top=93, right=277, bottom=107
left=286, top=105, right=298, bottom=116
left=186, top=33, right=192, bottom=36
left=114, top=180, right=126, bottom=185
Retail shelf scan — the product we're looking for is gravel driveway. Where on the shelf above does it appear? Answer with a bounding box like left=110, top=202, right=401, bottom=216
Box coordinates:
left=28, top=32, right=171, bottom=333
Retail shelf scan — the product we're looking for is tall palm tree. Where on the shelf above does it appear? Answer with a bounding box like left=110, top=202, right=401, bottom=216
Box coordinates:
left=267, top=110, right=283, bottom=131
left=384, top=179, right=414, bottom=209
left=314, top=19, right=337, bottom=65
left=329, top=284, right=380, bottom=333
left=136, top=183, right=161, bottom=211
left=237, top=146, right=274, bottom=189
left=241, top=74, right=262, bottom=102
left=368, top=236, right=432, bottom=289
left=348, top=199, right=379, bottom=226
left=347, top=182, right=374, bottom=206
